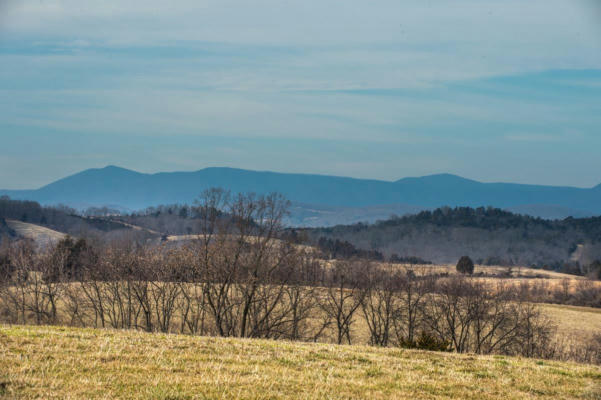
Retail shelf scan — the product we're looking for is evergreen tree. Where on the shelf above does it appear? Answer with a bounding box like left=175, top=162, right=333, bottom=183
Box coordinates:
left=456, top=256, right=475, bottom=275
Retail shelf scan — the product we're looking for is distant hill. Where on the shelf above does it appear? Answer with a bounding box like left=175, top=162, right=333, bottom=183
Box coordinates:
left=304, top=207, right=601, bottom=267
left=2, top=166, right=601, bottom=225
left=0, top=197, right=140, bottom=240
left=5, top=219, right=67, bottom=247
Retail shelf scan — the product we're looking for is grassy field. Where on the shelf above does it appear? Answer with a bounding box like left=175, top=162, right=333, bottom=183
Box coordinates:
left=1, top=325, right=601, bottom=399
left=543, top=303, right=601, bottom=340
left=394, top=263, right=586, bottom=280
left=5, top=220, right=66, bottom=247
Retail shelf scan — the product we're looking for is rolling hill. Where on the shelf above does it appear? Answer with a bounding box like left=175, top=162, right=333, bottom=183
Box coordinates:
left=305, top=207, right=601, bottom=266
left=2, top=166, right=601, bottom=225
left=5, top=219, right=67, bottom=247
left=2, top=324, right=600, bottom=399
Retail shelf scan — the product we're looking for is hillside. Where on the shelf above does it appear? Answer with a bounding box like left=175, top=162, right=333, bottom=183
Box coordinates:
left=1, top=325, right=600, bottom=399
left=5, top=219, right=66, bottom=247
left=306, top=207, right=601, bottom=267
left=2, top=166, right=601, bottom=225
left=0, top=197, right=146, bottom=241
left=3, top=195, right=601, bottom=268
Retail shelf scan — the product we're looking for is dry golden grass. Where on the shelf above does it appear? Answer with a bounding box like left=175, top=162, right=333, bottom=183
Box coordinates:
left=1, top=324, right=601, bottom=400
left=383, top=263, right=601, bottom=295
left=389, top=263, right=586, bottom=280
left=542, top=304, right=601, bottom=341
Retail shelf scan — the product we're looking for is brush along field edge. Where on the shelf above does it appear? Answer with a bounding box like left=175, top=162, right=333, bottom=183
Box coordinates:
left=0, top=324, right=600, bottom=399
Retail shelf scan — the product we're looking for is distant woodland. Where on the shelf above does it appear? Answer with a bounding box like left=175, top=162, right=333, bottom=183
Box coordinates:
left=302, top=207, right=601, bottom=272
left=0, top=196, right=143, bottom=242
left=2, top=196, right=601, bottom=275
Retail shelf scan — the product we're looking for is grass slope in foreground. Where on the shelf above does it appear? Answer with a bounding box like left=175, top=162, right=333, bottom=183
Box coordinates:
left=1, top=325, right=600, bottom=400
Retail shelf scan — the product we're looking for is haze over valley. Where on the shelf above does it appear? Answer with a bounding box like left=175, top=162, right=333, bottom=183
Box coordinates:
left=2, top=165, right=601, bottom=226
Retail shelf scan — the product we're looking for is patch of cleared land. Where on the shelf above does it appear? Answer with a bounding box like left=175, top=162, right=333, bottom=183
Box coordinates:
left=1, top=325, right=600, bottom=399
left=5, top=220, right=67, bottom=246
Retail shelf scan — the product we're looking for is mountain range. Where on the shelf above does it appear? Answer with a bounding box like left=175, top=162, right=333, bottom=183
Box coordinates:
left=2, top=166, right=600, bottom=226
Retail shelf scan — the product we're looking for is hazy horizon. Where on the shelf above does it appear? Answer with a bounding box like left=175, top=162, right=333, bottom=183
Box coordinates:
left=2, top=1, right=601, bottom=189
left=2, top=164, right=600, bottom=191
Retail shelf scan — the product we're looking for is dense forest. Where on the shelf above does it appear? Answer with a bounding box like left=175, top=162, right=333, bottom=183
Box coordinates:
left=303, top=207, right=601, bottom=271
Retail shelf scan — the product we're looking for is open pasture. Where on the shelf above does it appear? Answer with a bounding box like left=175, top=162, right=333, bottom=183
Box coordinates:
left=1, top=324, right=601, bottom=399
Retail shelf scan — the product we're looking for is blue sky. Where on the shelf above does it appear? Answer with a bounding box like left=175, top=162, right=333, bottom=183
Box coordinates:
left=1, top=0, right=600, bottom=189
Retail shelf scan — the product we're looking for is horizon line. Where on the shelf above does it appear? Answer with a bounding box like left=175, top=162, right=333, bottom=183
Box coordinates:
left=1, top=164, right=599, bottom=191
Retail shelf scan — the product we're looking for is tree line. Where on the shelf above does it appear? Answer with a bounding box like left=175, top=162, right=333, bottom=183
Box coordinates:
left=306, top=207, right=601, bottom=272
left=4, top=195, right=601, bottom=273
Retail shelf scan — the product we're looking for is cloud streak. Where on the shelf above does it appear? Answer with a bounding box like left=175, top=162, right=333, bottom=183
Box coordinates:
left=0, top=0, right=600, bottom=188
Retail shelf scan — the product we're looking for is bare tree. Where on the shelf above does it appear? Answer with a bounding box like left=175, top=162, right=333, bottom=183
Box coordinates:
left=392, top=267, right=434, bottom=345
left=319, top=260, right=366, bottom=345
left=1, top=241, right=35, bottom=324
left=424, top=276, right=477, bottom=353
left=360, top=264, right=397, bottom=346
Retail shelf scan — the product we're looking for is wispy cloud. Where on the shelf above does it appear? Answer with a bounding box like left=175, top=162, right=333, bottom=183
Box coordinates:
left=0, top=0, right=600, bottom=188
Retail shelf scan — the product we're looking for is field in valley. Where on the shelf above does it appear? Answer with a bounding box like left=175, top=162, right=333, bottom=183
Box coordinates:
left=542, top=304, right=601, bottom=341
left=1, top=324, right=601, bottom=400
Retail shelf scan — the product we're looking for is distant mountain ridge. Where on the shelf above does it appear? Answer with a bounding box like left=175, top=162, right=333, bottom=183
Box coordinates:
left=1, top=166, right=600, bottom=224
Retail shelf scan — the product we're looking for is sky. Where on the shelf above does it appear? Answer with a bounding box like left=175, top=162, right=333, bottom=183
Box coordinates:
left=1, top=0, right=601, bottom=189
